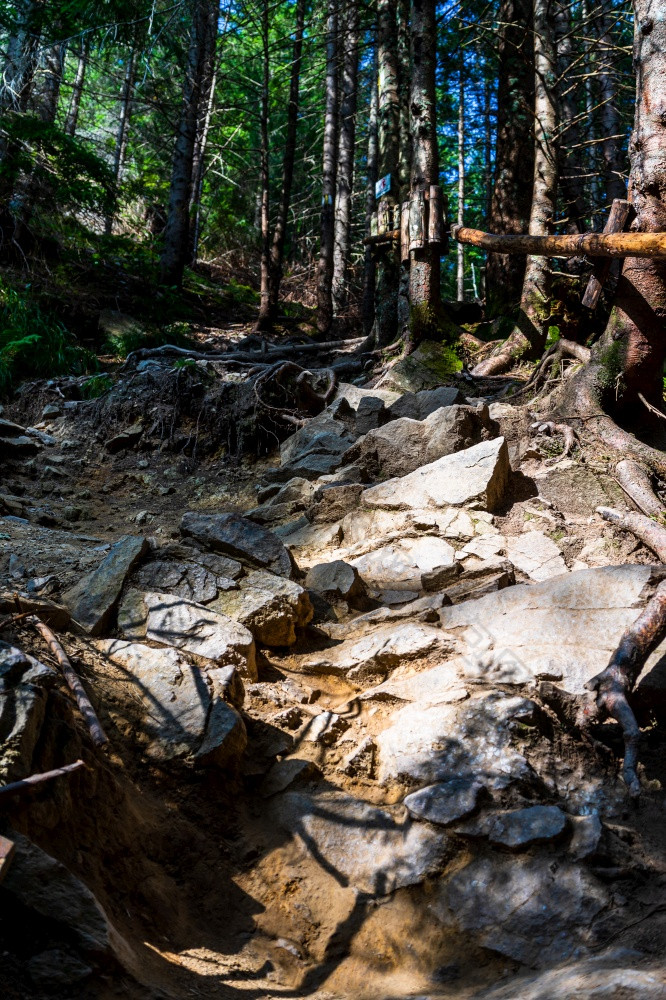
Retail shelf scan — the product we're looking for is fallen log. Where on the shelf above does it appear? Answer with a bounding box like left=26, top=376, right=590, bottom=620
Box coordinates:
left=615, top=460, right=665, bottom=518
left=597, top=506, right=666, bottom=562
left=451, top=223, right=666, bottom=259
left=0, top=760, right=85, bottom=803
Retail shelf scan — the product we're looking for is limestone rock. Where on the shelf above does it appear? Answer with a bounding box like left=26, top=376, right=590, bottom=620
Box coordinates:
left=95, top=639, right=211, bottom=760
left=62, top=535, right=148, bottom=635
left=387, top=385, right=465, bottom=420
left=305, top=560, right=368, bottom=607
left=119, top=590, right=257, bottom=679
left=403, top=777, right=483, bottom=826
left=362, top=662, right=468, bottom=707
left=270, top=790, right=449, bottom=895
left=376, top=692, right=535, bottom=788
left=438, top=564, right=666, bottom=694
left=430, top=855, right=607, bottom=967
left=210, top=569, right=312, bottom=646
left=506, top=530, right=567, bottom=582
left=361, top=437, right=510, bottom=513
left=195, top=698, right=247, bottom=767
left=489, top=805, right=568, bottom=849
left=181, top=512, right=293, bottom=577
left=298, top=622, right=450, bottom=680
left=350, top=536, right=457, bottom=592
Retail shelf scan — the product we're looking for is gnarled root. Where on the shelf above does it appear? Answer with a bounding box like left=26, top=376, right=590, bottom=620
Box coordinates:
left=521, top=339, right=591, bottom=396
left=530, top=419, right=579, bottom=459
left=252, top=361, right=337, bottom=424
left=583, top=578, right=666, bottom=797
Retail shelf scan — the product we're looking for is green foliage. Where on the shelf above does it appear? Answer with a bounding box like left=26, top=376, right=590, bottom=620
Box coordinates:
left=102, top=318, right=193, bottom=358
left=0, top=282, right=94, bottom=388
left=82, top=373, right=113, bottom=398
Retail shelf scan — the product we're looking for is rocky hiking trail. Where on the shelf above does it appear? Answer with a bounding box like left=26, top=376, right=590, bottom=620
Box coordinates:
left=2, top=338, right=666, bottom=1000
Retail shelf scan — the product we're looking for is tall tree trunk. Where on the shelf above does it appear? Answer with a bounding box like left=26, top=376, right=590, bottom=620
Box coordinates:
left=189, top=56, right=217, bottom=262
left=485, top=0, right=535, bottom=314
left=598, top=0, right=627, bottom=205
left=160, top=0, right=217, bottom=287
left=257, top=0, right=271, bottom=327
left=408, top=0, right=439, bottom=320
left=474, top=0, right=557, bottom=376
left=266, top=0, right=306, bottom=323
left=484, top=75, right=493, bottom=224
left=362, top=37, right=379, bottom=337
left=580, top=0, right=601, bottom=226
left=64, top=34, right=90, bottom=136
left=332, top=1, right=359, bottom=317
left=105, top=49, right=136, bottom=236
left=396, top=0, right=412, bottom=338
left=316, top=0, right=338, bottom=336
left=456, top=44, right=465, bottom=301
left=556, top=0, right=666, bottom=474
left=555, top=0, right=585, bottom=233
left=373, top=0, right=400, bottom=346
left=1, top=0, right=40, bottom=114
left=34, top=41, right=65, bottom=122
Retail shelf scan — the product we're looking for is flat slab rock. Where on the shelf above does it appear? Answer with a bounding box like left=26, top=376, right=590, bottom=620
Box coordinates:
left=506, top=530, right=567, bottom=582
left=350, top=536, right=457, bottom=592
left=439, top=564, right=666, bottom=694
left=430, top=855, right=608, bottom=968
left=270, top=790, right=449, bottom=895
left=118, top=590, right=257, bottom=680
left=362, top=661, right=468, bottom=707
left=62, top=535, right=148, bottom=636
left=376, top=692, right=535, bottom=789
left=180, top=512, right=292, bottom=577
left=361, top=437, right=510, bottom=513
left=297, top=622, right=451, bottom=681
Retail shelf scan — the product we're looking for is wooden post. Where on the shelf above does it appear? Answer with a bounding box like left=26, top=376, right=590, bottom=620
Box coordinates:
left=582, top=198, right=634, bottom=309
left=378, top=197, right=391, bottom=235
left=400, top=201, right=410, bottom=262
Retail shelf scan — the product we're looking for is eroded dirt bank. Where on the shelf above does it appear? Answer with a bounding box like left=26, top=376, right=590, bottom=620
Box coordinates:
left=2, top=348, right=666, bottom=1000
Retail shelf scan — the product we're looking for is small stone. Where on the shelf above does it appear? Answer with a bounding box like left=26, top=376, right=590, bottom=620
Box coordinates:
left=41, top=404, right=62, bottom=419
left=260, top=758, right=320, bottom=797
left=568, top=813, right=603, bottom=860
left=105, top=421, right=144, bottom=452
left=305, top=560, right=368, bottom=607
left=195, top=698, right=247, bottom=768
left=489, top=805, right=568, bottom=850
left=404, top=777, right=483, bottom=826
left=304, top=711, right=349, bottom=745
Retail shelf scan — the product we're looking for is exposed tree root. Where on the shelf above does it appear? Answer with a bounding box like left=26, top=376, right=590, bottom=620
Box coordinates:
left=120, top=336, right=366, bottom=371
left=615, top=459, right=665, bottom=517
left=583, top=577, right=666, bottom=797
left=530, top=419, right=578, bottom=459
left=597, top=506, right=666, bottom=561
left=252, top=361, right=337, bottom=424
left=520, top=339, right=591, bottom=395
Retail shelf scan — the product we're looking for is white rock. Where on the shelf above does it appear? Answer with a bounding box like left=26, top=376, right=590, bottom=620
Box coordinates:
left=298, top=622, right=451, bottom=681
left=506, top=530, right=567, bottom=581
left=361, top=437, right=510, bottom=513
left=350, top=535, right=456, bottom=592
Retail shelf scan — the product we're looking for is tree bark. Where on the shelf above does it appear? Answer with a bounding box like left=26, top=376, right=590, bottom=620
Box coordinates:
left=598, top=0, right=627, bottom=205
left=266, top=0, right=306, bottom=323
left=160, top=0, right=217, bottom=288
left=332, top=0, right=359, bottom=316
left=316, top=0, right=338, bottom=336
left=189, top=2, right=219, bottom=264
left=257, top=0, right=271, bottom=327
left=474, top=0, right=557, bottom=377
left=456, top=42, right=465, bottom=301
left=408, top=0, right=439, bottom=319
left=34, top=41, right=66, bottom=123
left=373, top=0, right=400, bottom=346
left=486, top=0, right=535, bottom=314
left=64, top=34, right=90, bottom=137
left=1, top=0, right=41, bottom=114
left=555, top=0, right=585, bottom=234
left=104, top=49, right=136, bottom=236
left=362, top=37, right=379, bottom=337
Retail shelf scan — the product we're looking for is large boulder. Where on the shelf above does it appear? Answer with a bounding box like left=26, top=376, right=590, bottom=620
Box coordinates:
left=438, top=564, right=666, bottom=694
left=342, top=404, right=498, bottom=479
left=387, top=385, right=465, bottom=420
left=349, top=535, right=458, bottom=593
left=361, top=437, right=511, bottom=513
left=62, top=535, right=149, bottom=635
left=118, top=590, right=257, bottom=680
left=210, top=569, right=313, bottom=646
left=180, top=512, right=293, bottom=577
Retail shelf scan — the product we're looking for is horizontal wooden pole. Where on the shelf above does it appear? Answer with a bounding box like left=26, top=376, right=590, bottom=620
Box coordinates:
left=364, top=229, right=400, bottom=246
left=451, top=223, right=666, bottom=259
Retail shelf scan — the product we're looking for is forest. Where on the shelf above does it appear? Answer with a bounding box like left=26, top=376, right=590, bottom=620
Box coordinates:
left=2, top=1, right=666, bottom=999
